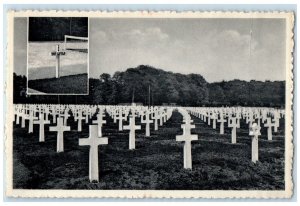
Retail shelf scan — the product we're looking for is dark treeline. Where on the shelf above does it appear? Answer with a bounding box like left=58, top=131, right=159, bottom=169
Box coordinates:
left=13, top=65, right=285, bottom=107
left=29, top=17, right=88, bottom=41
left=208, top=80, right=285, bottom=107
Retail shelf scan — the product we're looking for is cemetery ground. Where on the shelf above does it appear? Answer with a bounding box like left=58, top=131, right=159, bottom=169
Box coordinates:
left=28, top=73, right=88, bottom=94
left=13, top=110, right=285, bottom=190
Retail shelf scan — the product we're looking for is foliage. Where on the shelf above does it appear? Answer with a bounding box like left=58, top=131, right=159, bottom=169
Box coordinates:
left=13, top=65, right=285, bottom=107
left=208, top=80, right=285, bottom=107
left=29, top=17, right=88, bottom=41
left=28, top=74, right=88, bottom=94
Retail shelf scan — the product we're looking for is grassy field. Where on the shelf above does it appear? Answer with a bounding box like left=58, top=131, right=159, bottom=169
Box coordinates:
left=13, top=110, right=285, bottom=190
left=28, top=42, right=88, bottom=80
left=28, top=73, right=88, bottom=94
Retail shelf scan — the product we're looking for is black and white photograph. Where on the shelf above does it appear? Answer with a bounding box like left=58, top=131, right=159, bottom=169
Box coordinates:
left=6, top=11, right=294, bottom=199
left=27, top=17, right=89, bottom=94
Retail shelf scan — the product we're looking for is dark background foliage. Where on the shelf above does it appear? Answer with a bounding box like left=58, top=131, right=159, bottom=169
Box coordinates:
left=13, top=65, right=285, bottom=107
left=29, top=17, right=88, bottom=41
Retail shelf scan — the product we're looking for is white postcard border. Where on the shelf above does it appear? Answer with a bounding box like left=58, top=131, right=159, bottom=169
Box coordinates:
left=5, top=10, right=295, bottom=199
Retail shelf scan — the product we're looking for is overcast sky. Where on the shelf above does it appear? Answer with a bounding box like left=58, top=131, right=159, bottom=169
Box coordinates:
left=15, top=17, right=286, bottom=83
left=90, top=18, right=286, bottom=82
left=14, top=18, right=27, bottom=77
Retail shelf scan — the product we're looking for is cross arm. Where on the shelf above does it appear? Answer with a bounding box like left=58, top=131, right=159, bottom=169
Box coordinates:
left=79, top=138, right=90, bottom=146
left=176, top=134, right=198, bottom=142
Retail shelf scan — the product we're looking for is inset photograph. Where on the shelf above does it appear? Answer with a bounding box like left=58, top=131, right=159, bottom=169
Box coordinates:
left=27, top=17, right=88, bottom=95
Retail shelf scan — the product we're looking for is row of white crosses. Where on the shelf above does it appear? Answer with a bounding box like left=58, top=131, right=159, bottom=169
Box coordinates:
left=14, top=104, right=174, bottom=182
left=123, top=109, right=141, bottom=150
left=14, top=104, right=107, bottom=182
left=188, top=107, right=284, bottom=142
left=105, top=105, right=174, bottom=150
left=187, top=106, right=284, bottom=163
left=13, top=104, right=284, bottom=181
left=79, top=105, right=174, bottom=182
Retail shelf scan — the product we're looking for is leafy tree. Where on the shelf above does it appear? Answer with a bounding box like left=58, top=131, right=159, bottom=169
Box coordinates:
left=12, top=64, right=286, bottom=108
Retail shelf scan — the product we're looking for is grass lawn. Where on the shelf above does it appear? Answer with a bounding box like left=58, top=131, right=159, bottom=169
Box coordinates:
left=28, top=73, right=88, bottom=94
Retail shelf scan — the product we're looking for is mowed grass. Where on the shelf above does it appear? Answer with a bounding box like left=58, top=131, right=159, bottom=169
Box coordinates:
left=28, top=73, right=88, bottom=94
left=28, top=41, right=88, bottom=80
left=13, top=110, right=285, bottom=190
left=28, top=42, right=88, bottom=80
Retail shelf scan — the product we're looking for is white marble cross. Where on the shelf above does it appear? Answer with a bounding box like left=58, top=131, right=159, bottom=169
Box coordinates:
left=159, top=109, right=164, bottom=126
left=123, top=115, right=141, bottom=150
left=33, top=113, right=50, bottom=142
left=15, top=108, right=21, bottom=125
left=141, top=111, right=153, bottom=137
left=21, top=110, right=28, bottom=128
left=84, top=110, right=91, bottom=124
left=246, top=112, right=254, bottom=127
left=183, top=115, right=193, bottom=124
left=44, top=107, right=50, bottom=121
left=217, top=113, right=227, bottom=135
left=176, top=119, right=198, bottom=169
left=75, top=110, right=85, bottom=132
left=116, top=111, right=127, bottom=131
left=92, top=112, right=106, bottom=137
left=236, top=112, right=241, bottom=128
left=62, top=109, right=70, bottom=126
left=212, top=113, right=217, bottom=129
left=51, top=108, right=58, bottom=124
left=181, top=122, right=195, bottom=136
left=249, top=123, right=261, bottom=163
left=264, top=117, right=275, bottom=141
left=51, top=45, right=66, bottom=78
left=152, top=111, right=160, bottom=131
left=112, top=110, right=117, bottom=123
left=228, top=117, right=239, bottom=144
left=273, top=111, right=280, bottom=132
left=79, top=125, right=108, bottom=182
left=203, top=113, right=207, bottom=122
left=207, top=112, right=211, bottom=125
left=49, top=117, right=70, bottom=152
left=28, top=110, right=38, bottom=133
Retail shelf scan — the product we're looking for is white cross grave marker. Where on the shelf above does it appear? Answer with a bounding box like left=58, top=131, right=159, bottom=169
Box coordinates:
left=176, top=115, right=198, bottom=169
left=51, top=108, right=58, bottom=124
left=33, top=113, right=50, bottom=142
left=49, top=117, right=70, bottom=152
left=15, top=109, right=21, bottom=125
left=21, top=110, right=28, bottom=128
left=249, top=123, right=261, bottom=163
left=75, top=110, right=85, bottom=132
left=79, top=125, right=108, bottom=182
left=264, top=117, right=275, bottom=141
left=212, top=113, right=217, bottom=129
left=28, top=110, right=38, bottom=133
left=123, top=115, right=141, bottom=150
left=63, top=109, right=70, bottom=126
left=116, top=111, right=126, bottom=131
left=51, top=45, right=66, bottom=78
left=92, top=112, right=106, bottom=137
left=207, top=112, right=211, bottom=125
left=273, top=111, right=280, bottom=132
left=217, top=113, right=227, bottom=135
left=152, top=111, right=160, bottom=131
left=141, top=111, right=153, bottom=137
left=228, top=117, right=239, bottom=144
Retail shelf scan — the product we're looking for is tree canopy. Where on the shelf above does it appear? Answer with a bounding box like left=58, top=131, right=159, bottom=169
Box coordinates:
left=13, top=65, right=285, bottom=107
